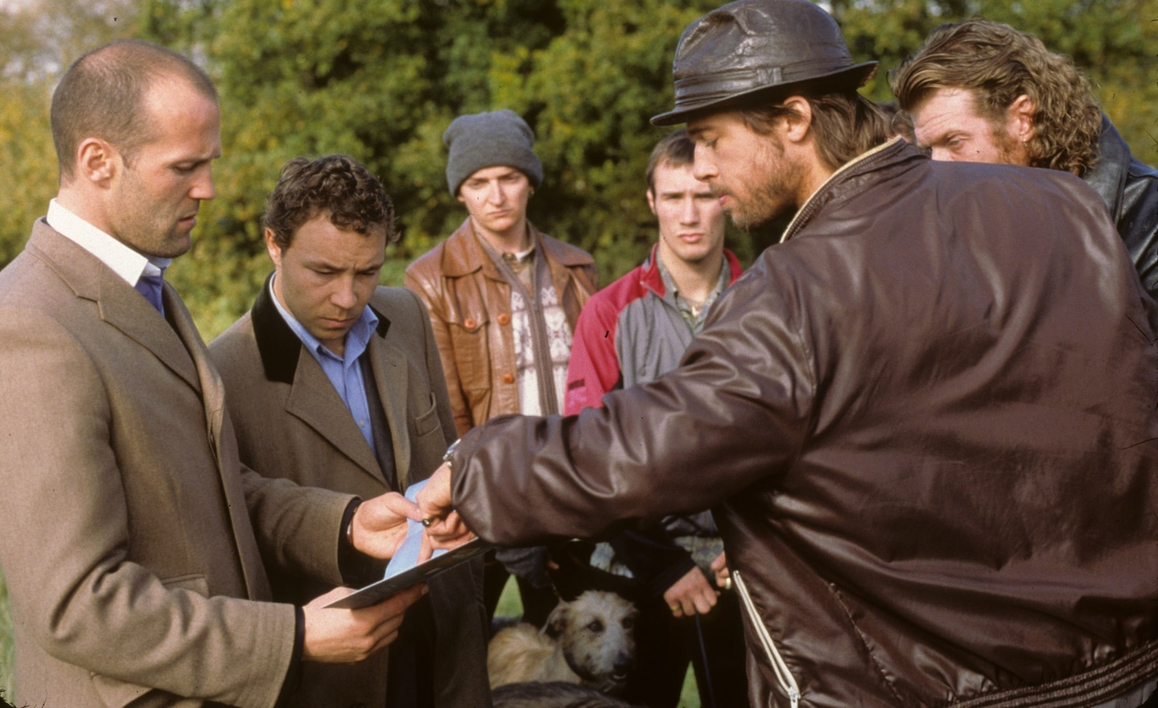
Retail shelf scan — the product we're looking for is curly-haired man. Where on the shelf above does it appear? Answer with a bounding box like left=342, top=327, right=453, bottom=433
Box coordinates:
left=211, top=154, right=491, bottom=707
left=891, top=19, right=1158, bottom=298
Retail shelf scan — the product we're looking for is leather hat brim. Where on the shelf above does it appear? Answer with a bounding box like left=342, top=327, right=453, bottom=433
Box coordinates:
left=651, top=60, right=878, bottom=126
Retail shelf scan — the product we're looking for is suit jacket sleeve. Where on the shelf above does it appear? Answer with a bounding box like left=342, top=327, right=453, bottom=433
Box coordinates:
left=0, top=309, right=296, bottom=708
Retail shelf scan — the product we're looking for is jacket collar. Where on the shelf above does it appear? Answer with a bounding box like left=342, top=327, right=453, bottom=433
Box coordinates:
left=251, top=272, right=391, bottom=384
left=780, top=137, right=918, bottom=243
left=1082, top=114, right=1129, bottom=221
left=438, top=217, right=594, bottom=280
left=639, top=242, right=744, bottom=297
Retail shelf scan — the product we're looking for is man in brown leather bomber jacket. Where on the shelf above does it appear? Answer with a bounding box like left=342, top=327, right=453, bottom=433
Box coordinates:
left=405, top=109, right=598, bottom=626
left=416, top=1, right=1158, bottom=706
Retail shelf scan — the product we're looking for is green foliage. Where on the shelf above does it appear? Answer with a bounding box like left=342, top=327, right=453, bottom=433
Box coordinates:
left=0, top=0, right=1155, bottom=339
left=0, top=570, right=12, bottom=699
left=0, top=0, right=138, bottom=278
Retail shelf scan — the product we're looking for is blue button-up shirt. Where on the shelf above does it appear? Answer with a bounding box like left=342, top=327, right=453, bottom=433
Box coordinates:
left=269, top=275, right=379, bottom=453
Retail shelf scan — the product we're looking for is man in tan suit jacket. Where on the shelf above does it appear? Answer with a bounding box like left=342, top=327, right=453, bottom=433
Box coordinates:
left=210, top=155, right=491, bottom=707
left=0, top=41, right=427, bottom=707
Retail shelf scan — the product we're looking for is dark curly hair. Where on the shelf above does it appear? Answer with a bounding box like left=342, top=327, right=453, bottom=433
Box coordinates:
left=264, top=154, right=397, bottom=250
left=891, top=19, right=1102, bottom=176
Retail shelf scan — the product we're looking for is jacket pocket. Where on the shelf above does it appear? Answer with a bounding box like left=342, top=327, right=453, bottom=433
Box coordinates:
left=446, top=311, right=491, bottom=393
left=734, top=570, right=801, bottom=708
left=413, top=392, right=442, bottom=438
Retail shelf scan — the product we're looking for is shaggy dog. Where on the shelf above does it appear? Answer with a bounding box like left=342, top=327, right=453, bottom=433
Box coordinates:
left=488, top=590, right=637, bottom=696
left=491, top=681, right=637, bottom=708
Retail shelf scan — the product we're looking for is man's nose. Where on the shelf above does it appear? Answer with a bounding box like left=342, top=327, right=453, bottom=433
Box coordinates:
left=331, top=278, right=358, bottom=310
left=191, top=168, right=215, bottom=200
left=679, top=197, right=699, bottom=224
left=693, top=150, right=716, bottom=181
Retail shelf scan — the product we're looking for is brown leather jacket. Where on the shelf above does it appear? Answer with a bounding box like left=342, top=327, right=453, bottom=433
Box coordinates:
left=447, top=141, right=1158, bottom=707
left=406, top=218, right=598, bottom=436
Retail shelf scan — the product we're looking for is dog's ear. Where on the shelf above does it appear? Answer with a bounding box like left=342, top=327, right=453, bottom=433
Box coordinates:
left=543, top=602, right=569, bottom=639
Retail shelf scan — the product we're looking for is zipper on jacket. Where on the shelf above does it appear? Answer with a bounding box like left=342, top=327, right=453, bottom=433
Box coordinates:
left=733, top=570, right=801, bottom=708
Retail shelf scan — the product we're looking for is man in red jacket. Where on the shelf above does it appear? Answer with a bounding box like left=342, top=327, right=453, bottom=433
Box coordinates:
left=562, top=129, right=746, bottom=708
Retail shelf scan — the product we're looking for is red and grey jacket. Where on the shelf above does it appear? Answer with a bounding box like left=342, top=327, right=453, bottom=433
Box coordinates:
left=563, top=244, right=743, bottom=596
left=564, top=244, right=743, bottom=415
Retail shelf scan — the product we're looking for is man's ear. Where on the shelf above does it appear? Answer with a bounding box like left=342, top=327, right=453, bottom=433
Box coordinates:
left=646, top=188, right=657, bottom=216
left=264, top=227, right=284, bottom=269
left=1007, top=94, right=1036, bottom=144
left=780, top=95, right=815, bottom=145
left=74, top=137, right=118, bottom=185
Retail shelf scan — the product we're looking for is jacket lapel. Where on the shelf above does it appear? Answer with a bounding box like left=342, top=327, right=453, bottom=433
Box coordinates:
left=26, top=222, right=201, bottom=392
left=163, top=286, right=268, bottom=600
left=99, top=272, right=201, bottom=392
left=284, top=352, right=385, bottom=483
left=368, top=334, right=412, bottom=491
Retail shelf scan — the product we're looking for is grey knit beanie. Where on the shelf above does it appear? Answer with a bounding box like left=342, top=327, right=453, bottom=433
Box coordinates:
left=444, top=109, right=543, bottom=196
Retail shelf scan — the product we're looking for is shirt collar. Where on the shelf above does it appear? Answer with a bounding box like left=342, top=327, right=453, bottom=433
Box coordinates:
left=46, top=199, right=170, bottom=286
left=657, top=252, right=730, bottom=329
left=268, top=273, right=379, bottom=365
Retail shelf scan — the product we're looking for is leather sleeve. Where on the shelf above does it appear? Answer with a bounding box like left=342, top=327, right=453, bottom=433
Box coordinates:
left=406, top=286, right=459, bottom=448
left=448, top=269, right=813, bottom=545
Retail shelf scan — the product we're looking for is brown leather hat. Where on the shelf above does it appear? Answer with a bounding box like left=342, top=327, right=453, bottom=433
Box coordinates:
left=651, top=0, right=877, bottom=126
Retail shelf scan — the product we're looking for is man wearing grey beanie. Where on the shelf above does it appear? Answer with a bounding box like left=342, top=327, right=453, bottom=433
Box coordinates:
left=406, top=109, right=598, bottom=625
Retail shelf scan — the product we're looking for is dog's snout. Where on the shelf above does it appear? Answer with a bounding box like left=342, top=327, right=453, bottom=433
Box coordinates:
left=612, top=653, right=634, bottom=679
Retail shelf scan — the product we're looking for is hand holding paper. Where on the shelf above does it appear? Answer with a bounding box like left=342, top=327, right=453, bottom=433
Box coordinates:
left=302, top=584, right=427, bottom=663
left=323, top=479, right=489, bottom=610
left=350, top=491, right=425, bottom=560
left=415, top=462, right=476, bottom=556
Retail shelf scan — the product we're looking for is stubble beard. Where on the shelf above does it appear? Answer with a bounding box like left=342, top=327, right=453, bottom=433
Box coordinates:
left=726, top=139, right=802, bottom=234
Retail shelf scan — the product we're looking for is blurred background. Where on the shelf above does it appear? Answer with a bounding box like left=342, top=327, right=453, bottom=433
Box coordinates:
left=1, top=0, right=1155, bottom=701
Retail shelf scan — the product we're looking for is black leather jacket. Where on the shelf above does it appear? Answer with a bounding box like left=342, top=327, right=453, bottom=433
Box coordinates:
left=450, top=140, right=1158, bottom=707
left=1084, top=116, right=1158, bottom=299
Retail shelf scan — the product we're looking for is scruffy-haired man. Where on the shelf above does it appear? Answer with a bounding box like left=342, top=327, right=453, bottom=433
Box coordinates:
left=892, top=18, right=1158, bottom=298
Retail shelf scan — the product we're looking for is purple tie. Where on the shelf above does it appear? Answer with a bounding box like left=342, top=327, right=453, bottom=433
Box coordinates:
left=134, top=273, right=165, bottom=316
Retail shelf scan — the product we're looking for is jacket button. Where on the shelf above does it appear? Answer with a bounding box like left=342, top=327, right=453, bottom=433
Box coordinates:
left=501, top=373, right=515, bottom=384
left=497, top=313, right=511, bottom=325
left=464, top=317, right=477, bottom=330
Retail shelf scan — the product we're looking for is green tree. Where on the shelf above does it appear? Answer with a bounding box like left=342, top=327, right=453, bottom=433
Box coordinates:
left=0, top=0, right=138, bottom=273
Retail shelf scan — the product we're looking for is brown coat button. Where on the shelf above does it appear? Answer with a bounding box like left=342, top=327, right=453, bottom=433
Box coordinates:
left=501, top=373, right=515, bottom=384
left=464, top=317, right=477, bottom=330
left=497, top=313, right=511, bottom=325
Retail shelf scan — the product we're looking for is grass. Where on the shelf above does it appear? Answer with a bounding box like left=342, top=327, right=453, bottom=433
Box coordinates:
left=0, top=570, right=13, bottom=699
left=495, top=577, right=702, bottom=708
